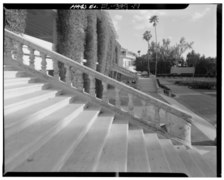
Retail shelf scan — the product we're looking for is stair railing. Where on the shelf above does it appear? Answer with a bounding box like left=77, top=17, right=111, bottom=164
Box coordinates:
left=4, top=29, right=192, bottom=147
left=112, top=63, right=138, bottom=79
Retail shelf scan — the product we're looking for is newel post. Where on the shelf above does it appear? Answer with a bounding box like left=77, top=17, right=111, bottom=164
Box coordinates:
left=165, top=112, right=192, bottom=148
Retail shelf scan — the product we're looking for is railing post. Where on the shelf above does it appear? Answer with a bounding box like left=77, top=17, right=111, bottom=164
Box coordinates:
left=53, top=59, right=60, bottom=80
left=115, top=87, right=121, bottom=108
left=40, top=53, right=47, bottom=73
left=76, top=70, right=83, bottom=92
left=154, top=106, right=160, bottom=128
left=128, top=93, right=134, bottom=115
left=89, top=76, right=96, bottom=97
left=65, top=64, right=71, bottom=85
left=141, top=100, right=148, bottom=121
left=15, top=41, right=23, bottom=63
left=4, top=37, right=13, bottom=63
left=28, top=47, right=35, bottom=69
left=102, top=82, right=109, bottom=103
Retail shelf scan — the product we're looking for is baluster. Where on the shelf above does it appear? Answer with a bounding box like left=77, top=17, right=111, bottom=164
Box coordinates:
left=40, top=53, right=47, bottom=73
left=89, top=76, right=96, bottom=97
left=53, top=59, right=60, bottom=80
left=4, top=37, right=13, bottom=62
left=76, top=70, right=84, bottom=92
left=102, top=82, right=109, bottom=103
left=154, top=106, right=160, bottom=128
left=128, top=93, right=134, bottom=115
left=15, top=41, right=23, bottom=62
left=65, top=64, right=71, bottom=85
left=115, top=87, right=121, bottom=108
left=141, top=100, right=148, bottom=120
left=28, top=47, right=35, bottom=69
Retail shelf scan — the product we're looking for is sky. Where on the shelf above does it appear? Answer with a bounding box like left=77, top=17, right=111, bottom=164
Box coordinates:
left=108, top=4, right=217, bottom=59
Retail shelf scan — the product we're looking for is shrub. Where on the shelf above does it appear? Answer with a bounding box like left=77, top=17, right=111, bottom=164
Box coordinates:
left=4, top=9, right=27, bottom=33
left=83, top=10, right=97, bottom=92
left=56, top=10, right=87, bottom=81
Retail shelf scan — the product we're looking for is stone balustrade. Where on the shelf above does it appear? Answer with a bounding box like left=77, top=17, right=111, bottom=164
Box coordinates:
left=4, top=29, right=193, bottom=147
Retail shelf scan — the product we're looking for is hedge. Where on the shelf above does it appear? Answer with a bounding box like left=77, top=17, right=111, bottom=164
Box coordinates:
left=175, top=80, right=216, bottom=89
left=56, top=10, right=87, bottom=81
left=4, top=9, right=27, bottom=33
left=83, top=10, right=97, bottom=92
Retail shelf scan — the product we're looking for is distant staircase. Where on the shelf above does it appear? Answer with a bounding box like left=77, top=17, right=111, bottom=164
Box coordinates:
left=3, top=29, right=216, bottom=176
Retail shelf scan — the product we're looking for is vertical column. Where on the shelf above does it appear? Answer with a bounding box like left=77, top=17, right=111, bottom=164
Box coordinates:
left=53, top=59, right=60, bottom=80
left=128, top=93, right=134, bottom=115
left=141, top=100, right=148, bottom=120
left=89, top=76, right=96, bottom=97
left=115, top=87, right=121, bottom=108
left=154, top=106, right=160, bottom=128
left=28, top=47, right=35, bottom=69
left=40, top=53, right=47, bottom=73
left=65, top=64, right=71, bottom=85
left=76, top=70, right=84, bottom=92
left=102, top=81, right=109, bottom=103
left=4, top=37, right=13, bottom=63
left=15, top=41, right=23, bottom=63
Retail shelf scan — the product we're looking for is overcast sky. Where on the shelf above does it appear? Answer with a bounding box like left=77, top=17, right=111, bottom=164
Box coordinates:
left=108, top=4, right=217, bottom=58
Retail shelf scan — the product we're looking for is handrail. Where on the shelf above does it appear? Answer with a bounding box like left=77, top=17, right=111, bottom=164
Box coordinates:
left=4, top=29, right=193, bottom=146
left=112, top=63, right=137, bottom=79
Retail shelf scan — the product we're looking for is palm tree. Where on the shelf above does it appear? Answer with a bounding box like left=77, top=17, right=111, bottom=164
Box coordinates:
left=137, top=50, right=141, bottom=57
left=149, top=15, right=159, bottom=76
left=143, top=30, right=152, bottom=76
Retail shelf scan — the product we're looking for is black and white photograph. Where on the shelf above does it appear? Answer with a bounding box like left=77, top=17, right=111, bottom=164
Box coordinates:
left=2, top=2, right=221, bottom=177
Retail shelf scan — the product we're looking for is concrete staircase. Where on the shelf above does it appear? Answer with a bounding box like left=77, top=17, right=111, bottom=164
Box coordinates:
left=4, top=65, right=216, bottom=176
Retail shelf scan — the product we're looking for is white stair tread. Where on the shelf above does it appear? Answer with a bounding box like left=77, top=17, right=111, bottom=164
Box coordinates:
left=144, top=133, right=171, bottom=172
left=4, top=77, right=35, bottom=86
left=187, top=147, right=216, bottom=177
left=175, top=145, right=205, bottom=177
left=127, top=130, right=150, bottom=172
left=95, top=123, right=128, bottom=172
left=4, top=71, right=28, bottom=78
left=12, top=107, right=100, bottom=172
left=5, top=96, right=72, bottom=128
left=4, top=82, right=45, bottom=90
left=5, top=102, right=86, bottom=165
left=61, top=115, right=114, bottom=172
left=159, top=139, right=189, bottom=176
left=194, top=146, right=216, bottom=172
left=4, top=89, right=58, bottom=106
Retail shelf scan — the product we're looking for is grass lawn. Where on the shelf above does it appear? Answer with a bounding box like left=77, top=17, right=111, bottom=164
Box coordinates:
left=176, top=94, right=217, bottom=126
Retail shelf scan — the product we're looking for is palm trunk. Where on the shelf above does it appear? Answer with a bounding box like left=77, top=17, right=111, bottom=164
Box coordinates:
left=147, top=41, right=150, bottom=77
left=154, top=25, right=158, bottom=77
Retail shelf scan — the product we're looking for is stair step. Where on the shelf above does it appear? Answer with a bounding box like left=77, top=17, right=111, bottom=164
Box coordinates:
left=127, top=129, right=150, bottom=172
left=94, top=123, right=128, bottom=172
left=11, top=107, right=100, bottom=172
left=4, top=71, right=28, bottom=78
left=4, top=89, right=59, bottom=106
left=174, top=145, right=205, bottom=177
left=4, top=89, right=62, bottom=115
left=4, top=83, right=49, bottom=99
left=60, top=115, right=114, bottom=172
left=4, top=77, right=37, bottom=87
left=159, top=139, right=189, bottom=176
left=4, top=96, right=71, bottom=128
left=4, top=65, right=19, bottom=71
left=194, top=146, right=216, bottom=173
left=187, top=147, right=216, bottom=177
left=144, top=133, right=171, bottom=172
left=5, top=96, right=74, bottom=138
left=5, top=102, right=87, bottom=171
